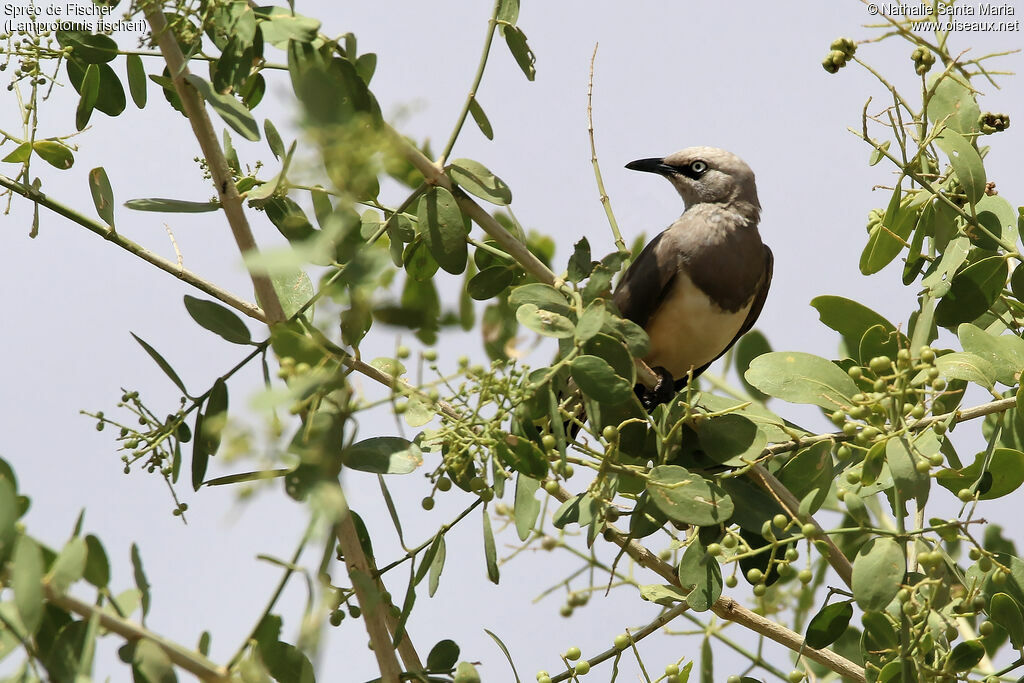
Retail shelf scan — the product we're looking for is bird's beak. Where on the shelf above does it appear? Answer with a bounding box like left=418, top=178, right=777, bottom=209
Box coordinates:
left=625, top=157, right=674, bottom=176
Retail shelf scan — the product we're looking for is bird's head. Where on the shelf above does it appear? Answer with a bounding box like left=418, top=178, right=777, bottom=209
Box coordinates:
left=626, top=146, right=760, bottom=213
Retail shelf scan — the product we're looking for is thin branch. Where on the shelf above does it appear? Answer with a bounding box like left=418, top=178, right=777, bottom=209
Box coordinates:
left=438, top=0, right=502, bottom=164
left=0, top=174, right=267, bottom=322
left=587, top=43, right=626, bottom=254
left=45, top=584, right=231, bottom=682
left=141, top=5, right=285, bottom=324
left=547, top=486, right=866, bottom=682
left=549, top=602, right=691, bottom=683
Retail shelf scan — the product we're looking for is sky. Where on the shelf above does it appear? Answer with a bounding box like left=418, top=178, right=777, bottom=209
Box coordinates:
left=2, top=1, right=1023, bottom=681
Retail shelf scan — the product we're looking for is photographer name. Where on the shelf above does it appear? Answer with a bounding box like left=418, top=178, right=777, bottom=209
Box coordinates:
left=879, top=2, right=1016, bottom=16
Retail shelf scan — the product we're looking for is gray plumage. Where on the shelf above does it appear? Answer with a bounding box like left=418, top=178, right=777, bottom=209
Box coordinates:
left=613, top=147, right=772, bottom=399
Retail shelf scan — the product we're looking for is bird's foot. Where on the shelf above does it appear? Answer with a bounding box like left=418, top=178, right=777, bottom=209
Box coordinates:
left=639, top=366, right=676, bottom=412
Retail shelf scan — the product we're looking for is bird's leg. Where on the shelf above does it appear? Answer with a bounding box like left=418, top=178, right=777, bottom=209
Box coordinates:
left=638, top=366, right=676, bottom=412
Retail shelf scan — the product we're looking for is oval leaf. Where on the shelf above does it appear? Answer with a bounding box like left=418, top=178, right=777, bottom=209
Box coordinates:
left=184, top=295, right=252, bottom=345
left=418, top=186, right=468, bottom=275
left=449, top=159, right=512, bottom=205
left=516, top=303, right=575, bottom=338
left=852, top=537, right=905, bottom=611
left=677, top=540, right=722, bottom=612
left=570, top=355, right=633, bottom=404
left=343, top=437, right=423, bottom=474
left=645, top=465, right=734, bottom=526
left=805, top=601, right=854, bottom=649
left=745, top=351, right=859, bottom=410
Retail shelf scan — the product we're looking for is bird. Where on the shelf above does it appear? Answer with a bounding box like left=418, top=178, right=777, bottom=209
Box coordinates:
left=612, top=146, right=773, bottom=410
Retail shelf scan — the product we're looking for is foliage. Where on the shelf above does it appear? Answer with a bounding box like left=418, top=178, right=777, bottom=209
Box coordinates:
left=0, top=1, right=1022, bottom=682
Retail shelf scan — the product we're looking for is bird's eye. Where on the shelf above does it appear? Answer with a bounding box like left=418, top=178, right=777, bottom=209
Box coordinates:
left=690, top=160, right=708, bottom=174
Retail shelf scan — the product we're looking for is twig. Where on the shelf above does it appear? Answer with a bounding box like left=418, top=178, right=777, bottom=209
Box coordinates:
left=586, top=43, right=625, bottom=254
left=548, top=602, right=691, bottom=682
left=45, top=584, right=231, bottom=682
left=0, top=174, right=267, bottom=322
left=438, top=0, right=502, bottom=164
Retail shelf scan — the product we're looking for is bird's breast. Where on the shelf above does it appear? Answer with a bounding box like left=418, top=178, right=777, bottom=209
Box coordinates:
left=643, top=271, right=754, bottom=379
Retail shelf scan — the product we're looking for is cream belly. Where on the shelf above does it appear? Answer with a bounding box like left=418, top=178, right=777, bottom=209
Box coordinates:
left=643, top=271, right=753, bottom=378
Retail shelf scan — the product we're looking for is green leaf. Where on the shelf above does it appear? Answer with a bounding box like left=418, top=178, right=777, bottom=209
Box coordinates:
left=342, top=437, right=423, bottom=474
left=448, top=159, right=512, bottom=205
left=131, top=333, right=189, bottom=395
left=677, top=540, right=722, bottom=612
left=88, top=167, right=115, bottom=227
left=496, top=435, right=547, bottom=478
left=503, top=25, right=536, bottom=80
left=183, top=74, right=260, bottom=141
left=467, top=266, right=514, bottom=301
left=184, top=296, right=251, bottom=345
left=134, top=638, right=178, bottom=679
left=804, top=600, right=853, bottom=649
left=264, top=118, right=285, bottom=159
left=927, top=72, right=981, bottom=134
left=482, top=509, right=499, bottom=584
left=33, top=140, right=74, bottom=170
left=935, top=351, right=997, bottom=389
left=860, top=439, right=886, bottom=487
left=13, top=536, right=44, bottom=636
left=202, top=469, right=287, bottom=487
left=75, top=64, right=99, bottom=130
left=744, top=351, right=859, bottom=410
left=852, top=537, right=905, bottom=611
left=484, top=629, right=521, bottom=683
left=429, top=535, right=446, bottom=596
left=124, top=198, right=220, bottom=213
left=810, top=296, right=902, bottom=362
left=936, top=129, right=986, bottom=206
left=639, top=583, right=689, bottom=606
left=56, top=30, right=118, bottom=63
left=517, top=303, right=575, bottom=338
left=645, top=465, right=734, bottom=526
left=83, top=534, right=110, bottom=588
left=264, top=196, right=315, bottom=243
left=570, top=355, right=633, bottom=404
left=418, top=186, right=468, bottom=275
left=734, top=330, right=771, bottom=400
left=427, top=639, right=460, bottom=671
left=957, top=323, right=1024, bottom=386
left=695, top=414, right=767, bottom=467
left=267, top=267, right=314, bottom=319
left=2, top=141, right=31, bottom=164
left=937, top=448, right=1024, bottom=500
left=990, top=593, right=1024, bottom=649
left=193, top=378, right=228, bottom=490
left=131, top=543, right=151, bottom=617
left=256, top=8, right=322, bottom=46
left=860, top=183, right=917, bottom=275
left=575, top=299, right=606, bottom=342
left=496, top=0, right=520, bottom=25
left=93, top=62, right=126, bottom=117
left=948, top=640, right=985, bottom=672
left=776, top=441, right=831, bottom=514
left=513, top=474, right=540, bottom=542
left=0, top=477, right=19, bottom=561
left=887, top=434, right=931, bottom=510
left=126, top=53, right=147, bottom=108
left=509, top=282, right=571, bottom=314
left=468, top=98, right=493, bottom=140
left=47, top=537, right=87, bottom=596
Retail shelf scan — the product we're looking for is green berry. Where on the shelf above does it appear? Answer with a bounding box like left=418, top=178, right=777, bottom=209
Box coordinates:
left=957, top=488, right=973, bottom=502
left=541, top=434, right=556, bottom=450
left=979, top=620, right=994, bottom=636
left=801, top=523, right=818, bottom=538
left=565, top=646, right=581, bottom=661
left=423, top=349, right=437, bottom=361
left=869, top=356, right=891, bottom=374
left=421, top=497, right=434, bottom=510
left=665, top=664, right=680, bottom=676
left=397, top=345, right=410, bottom=359
left=746, top=568, right=764, bottom=584
left=602, top=425, right=618, bottom=441
left=707, top=543, right=722, bottom=557
left=848, top=366, right=863, bottom=380
left=752, top=583, right=767, bottom=597
left=798, top=569, right=813, bottom=584
left=613, top=634, right=630, bottom=650
left=574, top=660, right=590, bottom=676
left=536, top=672, right=550, bottom=683
left=920, top=346, right=936, bottom=363
left=725, top=574, right=738, bottom=588
left=773, top=513, right=789, bottom=530
left=788, top=669, right=805, bottom=683
left=722, top=534, right=737, bottom=549
left=437, top=477, right=452, bottom=492
left=785, top=547, right=799, bottom=562
left=979, top=556, right=993, bottom=572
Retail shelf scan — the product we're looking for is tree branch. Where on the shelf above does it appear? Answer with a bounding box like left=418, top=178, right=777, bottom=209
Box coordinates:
left=45, top=584, right=231, bottom=682
left=141, top=4, right=285, bottom=324
left=0, top=174, right=267, bottom=323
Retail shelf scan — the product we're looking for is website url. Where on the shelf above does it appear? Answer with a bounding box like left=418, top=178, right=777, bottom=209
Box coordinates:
left=913, top=19, right=1021, bottom=31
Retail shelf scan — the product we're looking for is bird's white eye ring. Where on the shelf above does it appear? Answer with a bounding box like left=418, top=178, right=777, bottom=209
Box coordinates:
left=690, top=160, right=708, bottom=174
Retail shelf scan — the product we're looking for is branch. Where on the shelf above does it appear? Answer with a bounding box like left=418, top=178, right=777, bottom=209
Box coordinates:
left=586, top=44, right=626, bottom=254
left=548, top=486, right=867, bottom=682
left=141, top=5, right=285, bottom=324
left=0, top=174, right=266, bottom=323
left=45, top=584, right=231, bottom=682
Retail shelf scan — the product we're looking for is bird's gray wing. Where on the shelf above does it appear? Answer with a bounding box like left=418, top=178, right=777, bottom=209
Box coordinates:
left=677, top=243, right=773, bottom=389
left=612, top=231, right=678, bottom=328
